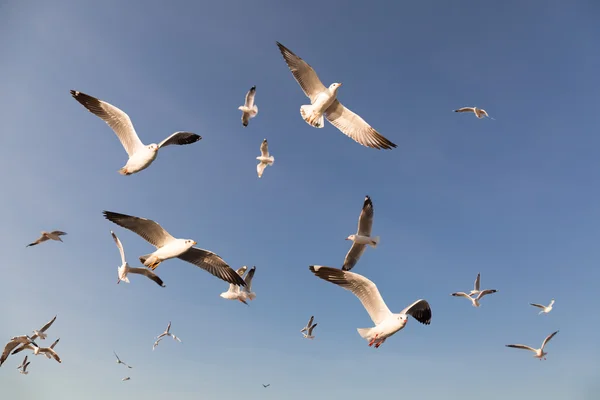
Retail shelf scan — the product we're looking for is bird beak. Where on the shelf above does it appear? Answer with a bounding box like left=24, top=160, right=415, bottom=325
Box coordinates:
left=339, top=83, right=343, bottom=87
left=193, top=241, right=197, bottom=246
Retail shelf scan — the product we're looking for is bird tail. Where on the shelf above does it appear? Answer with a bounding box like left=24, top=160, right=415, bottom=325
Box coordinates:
left=357, top=327, right=374, bottom=341
left=252, top=104, right=258, bottom=115
left=247, top=292, right=256, bottom=301
left=267, top=156, right=274, bottom=165
left=139, top=254, right=161, bottom=270
left=300, top=105, right=324, bottom=128
left=118, top=167, right=130, bottom=175
left=369, top=236, right=380, bottom=248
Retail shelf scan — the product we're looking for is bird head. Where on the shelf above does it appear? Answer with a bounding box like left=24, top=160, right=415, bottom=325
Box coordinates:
left=148, top=143, right=159, bottom=152
left=329, top=83, right=342, bottom=93
left=345, top=234, right=355, bottom=241
left=184, top=239, right=197, bottom=248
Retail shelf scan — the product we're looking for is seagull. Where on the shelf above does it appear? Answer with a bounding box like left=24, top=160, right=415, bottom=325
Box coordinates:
left=468, top=273, right=482, bottom=297
left=111, top=231, right=165, bottom=287
left=308, top=266, right=431, bottom=348
left=302, top=320, right=318, bottom=340
left=113, top=351, right=132, bottom=369
left=17, top=356, right=30, bottom=375
left=530, top=299, right=555, bottom=315
left=451, top=289, right=498, bottom=308
left=262, top=384, right=270, bottom=388
left=70, top=90, right=202, bottom=175
left=256, top=139, right=275, bottom=178
left=220, top=266, right=249, bottom=305
left=30, top=315, right=57, bottom=341
left=26, top=231, right=67, bottom=247
left=1, top=336, right=36, bottom=367
left=506, top=330, right=559, bottom=361
left=276, top=42, right=397, bottom=150
left=238, top=266, right=257, bottom=304
left=342, top=195, right=379, bottom=271
left=42, top=338, right=60, bottom=360
left=300, top=316, right=316, bottom=333
left=453, top=107, right=494, bottom=120
left=11, top=342, right=62, bottom=363
left=102, top=211, right=246, bottom=287
left=153, top=322, right=182, bottom=350
left=122, top=377, right=131, bottom=382
left=239, top=86, right=258, bottom=127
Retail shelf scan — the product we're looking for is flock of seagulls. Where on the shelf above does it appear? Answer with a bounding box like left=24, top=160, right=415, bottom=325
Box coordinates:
left=2, top=40, right=557, bottom=390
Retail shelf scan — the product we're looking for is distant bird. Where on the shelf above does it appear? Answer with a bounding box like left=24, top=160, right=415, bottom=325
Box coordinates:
left=262, top=384, right=270, bottom=388
left=17, top=356, right=30, bottom=375
left=12, top=342, right=62, bottom=363
left=309, top=266, right=431, bottom=348
left=153, top=322, right=182, bottom=350
left=122, top=377, right=131, bottom=382
left=256, top=139, right=275, bottom=178
left=342, top=195, right=379, bottom=271
left=113, top=351, right=132, bottom=369
left=220, top=266, right=250, bottom=305
left=70, top=90, right=201, bottom=175
left=1, top=336, right=36, bottom=367
left=26, top=231, right=67, bottom=247
left=506, top=330, right=559, bottom=361
left=451, top=289, right=498, bottom=308
left=42, top=338, right=60, bottom=360
left=102, top=211, right=246, bottom=287
left=239, top=86, right=258, bottom=127
left=300, top=316, right=316, bottom=334
left=453, top=106, right=494, bottom=119
left=468, top=273, right=482, bottom=297
left=276, top=42, right=397, bottom=150
left=30, top=315, right=57, bottom=341
left=238, top=266, right=257, bottom=304
left=111, top=231, right=165, bottom=287
left=530, top=299, right=555, bottom=315
left=302, top=317, right=318, bottom=340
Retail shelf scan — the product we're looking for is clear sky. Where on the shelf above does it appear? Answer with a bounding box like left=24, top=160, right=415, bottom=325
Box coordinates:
left=1, top=0, right=599, bottom=399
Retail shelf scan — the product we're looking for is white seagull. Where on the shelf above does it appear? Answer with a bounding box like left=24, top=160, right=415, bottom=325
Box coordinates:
left=12, top=342, right=62, bottom=363
left=506, top=330, right=559, bottom=361
left=256, top=139, right=275, bottom=178
left=276, top=42, right=397, bottom=150
left=17, top=356, right=30, bottom=375
left=122, top=377, right=131, bottom=382
left=451, top=289, right=498, bottom=308
left=469, top=273, right=482, bottom=297
left=1, top=336, right=36, bottom=367
left=309, top=266, right=431, bottom=348
left=530, top=299, right=555, bottom=315
left=153, top=322, right=182, bottom=350
left=300, top=316, right=316, bottom=333
left=70, top=90, right=202, bottom=175
left=301, top=316, right=318, bottom=340
left=41, top=338, right=60, bottom=360
left=342, top=195, right=379, bottom=271
left=113, top=351, right=132, bottom=369
left=26, top=231, right=67, bottom=247
left=220, top=266, right=249, bottom=305
left=29, top=315, right=57, bottom=341
left=453, top=106, right=494, bottom=120
left=239, top=86, right=258, bottom=127
left=102, top=211, right=246, bottom=287
left=111, top=231, right=166, bottom=287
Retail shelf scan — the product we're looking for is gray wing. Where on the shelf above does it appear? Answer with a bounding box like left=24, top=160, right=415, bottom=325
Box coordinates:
left=41, top=348, right=61, bottom=363
left=38, top=315, right=57, bottom=334
left=49, top=338, right=60, bottom=349
left=308, top=323, right=317, bottom=335
left=242, top=113, right=250, bottom=127
left=127, top=267, right=166, bottom=287
left=530, top=303, right=545, bottom=309
left=324, top=100, right=397, bottom=150
left=1, top=341, right=21, bottom=366
left=157, top=131, right=202, bottom=149
left=541, top=330, right=559, bottom=350
left=451, top=292, right=472, bottom=300
left=341, top=242, right=367, bottom=271
left=236, top=266, right=248, bottom=276
left=70, top=90, right=145, bottom=157
left=102, top=211, right=175, bottom=248
left=243, top=266, right=256, bottom=291
left=477, top=289, right=497, bottom=300
left=49, top=231, right=67, bottom=237
left=260, top=139, right=269, bottom=157
left=505, top=344, right=537, bottom=353
left=177, top=248, right=246, bottom=286
left=400, top=299, right=432, bottom=325
left=11, top=344, right=34, bottom=356
left=356, top=196, right=374, bottom=236
left=27, top=234, right=48, bottom=247
left=276, top=42, right=327, bottom=103
left=474, top=273, right=481, bottom=291
left=301, top=315, right=314, bottom=333
left=454, top=107, right=475, bottom=113
left=245, top=86, right=256, bottom=108
left=309, top=265, right=392, bottom=325
left=111, top=231, right=127, bottom=265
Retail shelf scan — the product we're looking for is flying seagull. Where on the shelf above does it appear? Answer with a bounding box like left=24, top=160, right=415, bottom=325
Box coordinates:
left=122, top=377, right=131, bottom=382
left=309, top=266, right=431, bottom=348
left=300, top=316, right=316, bottom=333
left=17, top=356, right=30, bottom=375
left=256, top=139, right=275, bottom=178
left=506, top=330, right=559, bottom=361
left=220, top=266, right=250, bottom=305
left=30, top=315, right=57, bottom=341
left=301, top=316, right=318, bottom=340
left=70, top=90, right=201, bottom=175
left=1, top=336, right=36, bottom=367
left=153, top=321, right=182, bottom=350
left=342, top=195, right=379, bottom=271
left=39, top=338, right=60, bottom=360
left=451, top=289, right=498, bottom=308
left=530, top=299, right=555, bottom=315
left=453, top=107, right=494, bottom=120
left=113, top=351, right=132, bottom=369
left=469, top=273, right=481, bottom=297
left=12, top=342, right=62, bottom=363
left=111, top=231, right=165, bottom=287
left=262, top=384, right=270, bottom=388
left=26, top=231, right=67, bottom=247
left=276, top=42, right=397, bottom=150
left=239, top=86, right=258, bottom=127
left=102, top=211, right=246, bottom=287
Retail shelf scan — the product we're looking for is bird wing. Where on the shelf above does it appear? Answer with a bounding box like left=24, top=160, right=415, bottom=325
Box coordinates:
left=49, top=231, right=67, bottom=236
left=309, top=265, right=392, bottom=325
left=324, top=100, right=397, bottom=150
left=27, top=234, right=48, bottom=247
left=341, top=242, right=367, bottom=272
left=474, top=273, right=480, bottom=292
left=177, top=247, right=246, bottom=286
left=505, top=344, right=537, bottom=353
left=244, top=86, right=256, bottom=108
left=38, top=315, right=57, bottom=333
left=257, top=162, right=268, bottom=178
left=23, top=361, right=30, bottom=371
left=70, top=90, right=145, bottom=157
left=1, top=341, right=22, bottom=366
left=127, top=267, right=166, bottom=287
left=356, top=196, right=374, bottom=236
left=10, top=344, right=32, bottom=356
left=451, top=292, right=472, bottom=300
left=113, top=351, right=121, bottom=362
left=102, top=211, right=175, bottom=248
left=40, top=348, right=61, bottom=363
left=541, top=330, right=559, bottom=350
left=530, top=303, right=545, bottom=309
left=50, top=338, right=60, bottom=349
left=399, top=299, right=432, bottom=325
left=243, top=266, right=256, bottom=291
left=454, top=107, right=475, bottom=113
left=477, top=289, right=497, bottom=300
left=308, top=323, right=318, bottom=335
left=236, top=266, right=248, bottom=276
left=260, top=139, right=270, bottom=157
left=157, top=131, right=202, bottom=149
left=276, top=42, right=327, bottom=103
left=111, top=231, right=127, bottom=265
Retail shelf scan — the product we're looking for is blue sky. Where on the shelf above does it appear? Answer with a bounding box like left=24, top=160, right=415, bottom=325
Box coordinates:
left=1, top=0, right=599, bottom=398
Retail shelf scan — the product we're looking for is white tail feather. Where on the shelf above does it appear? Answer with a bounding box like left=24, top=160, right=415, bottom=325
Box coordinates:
left=357, top=327, right=373, bottom=341
left=247, top=292, right=256, bottom=301
left=300, top=105, right=324, bottom=128
left=370, top=236, right=380, bottom=248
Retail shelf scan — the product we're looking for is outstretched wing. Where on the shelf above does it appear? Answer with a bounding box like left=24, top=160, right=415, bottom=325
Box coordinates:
left=505, top=344, right=537, bottom=353
left=244, top=86, right=256, bottom=108
left=158, top=131, right=202, bottom=148
left=128, top=267, right=166, bottom=287
left=342, top=242, right=367, bottom=272
left=454, top=107, right=475, bottom=113
left=276, top=42, right=327, bottom=103
left=541, top=330, right=559, bottom=350
left=400, top=299, right=432, bottom=325
left=177, top=248, right=246, bottom=287
left=111, top=231, right=127, bottom=265
left=103, top=211, right=175, bottom=248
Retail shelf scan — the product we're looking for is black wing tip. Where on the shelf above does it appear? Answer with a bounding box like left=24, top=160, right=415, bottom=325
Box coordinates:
left=242, top=122, right=248, bottom=127
left=250, top=85, right=256, bottom=91
left=363, top=195, right=373, bottom=208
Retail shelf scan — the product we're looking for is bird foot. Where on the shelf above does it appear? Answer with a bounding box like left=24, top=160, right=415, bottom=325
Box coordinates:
left=368, top=334, right=379, bottom=347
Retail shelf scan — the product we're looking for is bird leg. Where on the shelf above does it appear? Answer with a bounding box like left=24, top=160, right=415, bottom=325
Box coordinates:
left=374, top=338, right=386, bottom=349
left=148, top=261, right=161, bottom=271
left=368, top=334, right=379, bottom=347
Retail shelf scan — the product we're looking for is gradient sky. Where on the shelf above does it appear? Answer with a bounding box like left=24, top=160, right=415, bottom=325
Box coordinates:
left=1, top=0, right=599, bottom=399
